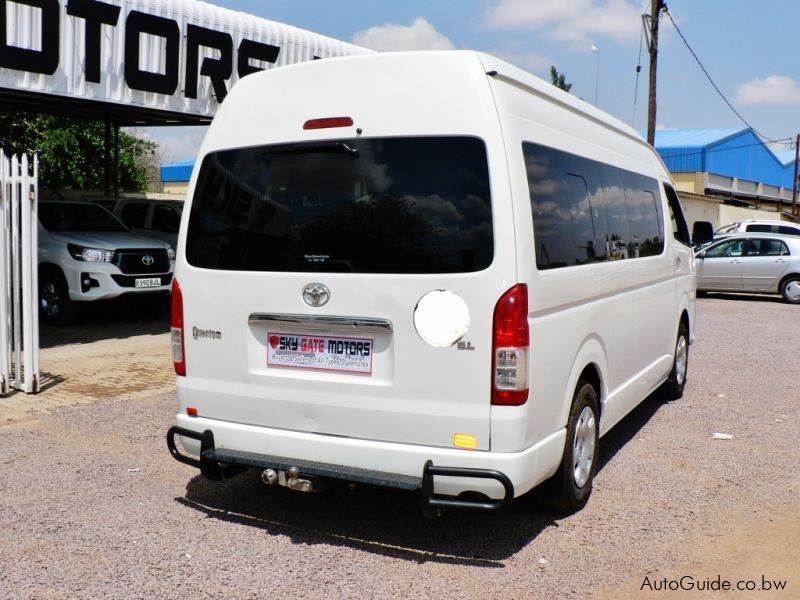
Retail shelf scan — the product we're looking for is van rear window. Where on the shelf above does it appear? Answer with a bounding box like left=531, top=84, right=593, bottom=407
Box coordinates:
left=185, top=137, right=493, bottom=273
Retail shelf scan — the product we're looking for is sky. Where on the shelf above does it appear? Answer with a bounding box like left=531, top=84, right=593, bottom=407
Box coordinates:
left=150, top=0, right=800, bottom=164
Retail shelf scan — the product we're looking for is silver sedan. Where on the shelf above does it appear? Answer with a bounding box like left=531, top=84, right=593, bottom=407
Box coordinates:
left=695, top=233, right=800, bottom=304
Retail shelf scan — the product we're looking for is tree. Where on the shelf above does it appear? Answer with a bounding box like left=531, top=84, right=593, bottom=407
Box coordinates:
left=0, top=114, right=158, bottom=194
left=550, top=66, right=573, bottom=93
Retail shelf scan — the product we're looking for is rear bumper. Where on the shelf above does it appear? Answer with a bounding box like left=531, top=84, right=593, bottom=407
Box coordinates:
left=168, top=414, right=567, bottom=513
left=168, top=426, right=514, bottom=515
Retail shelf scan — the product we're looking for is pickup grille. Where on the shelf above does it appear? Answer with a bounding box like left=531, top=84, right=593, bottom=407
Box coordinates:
left=114, top=249, right=170, bottom=274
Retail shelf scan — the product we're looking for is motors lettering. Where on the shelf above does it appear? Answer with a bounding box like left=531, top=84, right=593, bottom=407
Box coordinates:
left=0, top=0, right=281, bottom=101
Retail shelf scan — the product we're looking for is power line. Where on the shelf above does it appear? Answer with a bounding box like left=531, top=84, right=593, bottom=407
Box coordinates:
left=662, top=5, right=771, bottom=141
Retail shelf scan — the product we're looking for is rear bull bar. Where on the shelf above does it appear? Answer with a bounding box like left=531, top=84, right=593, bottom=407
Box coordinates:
left=167, top=426, right=514, bottom=517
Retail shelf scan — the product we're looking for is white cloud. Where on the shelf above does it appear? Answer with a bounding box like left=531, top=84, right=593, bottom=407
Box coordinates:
left=656, top=123, right=676, bottom=131
left=735, top=75, right=800, bottom=106
left=351, top=17, right=456, bottom=52
left=486, top=0, right=641, bottom=45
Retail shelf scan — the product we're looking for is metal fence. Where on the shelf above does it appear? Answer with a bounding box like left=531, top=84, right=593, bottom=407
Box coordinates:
left=1, top=150, right=40, bottom=395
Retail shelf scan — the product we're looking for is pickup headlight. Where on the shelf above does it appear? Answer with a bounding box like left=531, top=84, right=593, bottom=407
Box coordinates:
left=67, top=243, right=115, bottom=262
left=167, top=247, right=176, bottom=260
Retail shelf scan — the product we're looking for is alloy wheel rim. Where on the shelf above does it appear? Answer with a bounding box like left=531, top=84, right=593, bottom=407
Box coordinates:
left=675, top=335, right=688, bottom=386
left=786, top=281, right=800, bottom=302
left=41, top=282, right=62, bottom=318
left=572, top=405, right=596, bottom=488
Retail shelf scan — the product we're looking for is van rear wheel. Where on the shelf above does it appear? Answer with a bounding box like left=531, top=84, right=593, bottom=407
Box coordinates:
left=538, top=380, right=599, bottom=513
left=657, top=321, right=689, bottom=400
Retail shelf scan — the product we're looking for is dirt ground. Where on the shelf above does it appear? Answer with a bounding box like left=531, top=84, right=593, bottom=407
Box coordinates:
left=1, top=294, right=798, bottom=599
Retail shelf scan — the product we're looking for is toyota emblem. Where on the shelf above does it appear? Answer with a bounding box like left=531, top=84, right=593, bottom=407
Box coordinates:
left=302, top=283, right=330, bottom=308
left=142, top=255, right=155, bottom=266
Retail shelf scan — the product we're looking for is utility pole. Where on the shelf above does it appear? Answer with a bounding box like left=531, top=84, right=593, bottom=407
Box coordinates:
left=792, top=133, right=799, bottom=217
left=646, top=0, right=665, bottom=146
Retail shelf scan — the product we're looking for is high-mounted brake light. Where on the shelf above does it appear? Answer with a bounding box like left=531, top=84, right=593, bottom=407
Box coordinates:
left=171, top=279, right=186, bottom=376
left=492, top=284, right=529, bottom=406
left=303, top=116, right=354, bottom=130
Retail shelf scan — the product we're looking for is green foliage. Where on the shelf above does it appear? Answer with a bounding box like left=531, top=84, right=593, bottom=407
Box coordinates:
left=549, top=66, right=573, bottom=93
left=0, top=115, right=158, bottom=193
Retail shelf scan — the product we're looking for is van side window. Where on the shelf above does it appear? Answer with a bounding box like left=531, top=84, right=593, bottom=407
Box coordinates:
left=523, top=142, right=664, bottom=269
left=662, top=184, right=691, bottom=246
left=625, top=186, right=663, bottom=258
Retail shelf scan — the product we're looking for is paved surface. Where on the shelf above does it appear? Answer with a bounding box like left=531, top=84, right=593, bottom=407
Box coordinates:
left=0, top=294, right=798, bottom=599
left=1, top=299, right=173, bottom=425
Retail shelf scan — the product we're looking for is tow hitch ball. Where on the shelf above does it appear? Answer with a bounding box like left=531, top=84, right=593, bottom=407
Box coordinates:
left=262, top=467, right=315, bottom=493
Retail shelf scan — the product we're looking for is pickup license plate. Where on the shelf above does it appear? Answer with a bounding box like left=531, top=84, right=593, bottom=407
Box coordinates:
left=267, top=332, right=373, bottom=374
left=134, top=277, right=161, bottom=288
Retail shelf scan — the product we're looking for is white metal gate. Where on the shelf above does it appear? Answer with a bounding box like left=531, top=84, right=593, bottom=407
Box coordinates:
left=1, top=150, right=40, bottom=395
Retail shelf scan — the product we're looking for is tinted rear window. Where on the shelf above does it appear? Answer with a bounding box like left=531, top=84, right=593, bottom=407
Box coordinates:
left=186, top=137, right=493, bottom=273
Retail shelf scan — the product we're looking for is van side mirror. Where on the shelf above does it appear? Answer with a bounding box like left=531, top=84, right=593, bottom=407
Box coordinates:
left=696, top=250, right=706, bottom=259
left=692, top=221, right=713, bottom=247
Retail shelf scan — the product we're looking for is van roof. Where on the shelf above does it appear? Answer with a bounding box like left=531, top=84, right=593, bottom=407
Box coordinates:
left=238, top=50, right=645, bottom=145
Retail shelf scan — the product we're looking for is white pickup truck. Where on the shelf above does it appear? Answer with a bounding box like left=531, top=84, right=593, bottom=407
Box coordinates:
left=37, top=201, right=175, bottom=324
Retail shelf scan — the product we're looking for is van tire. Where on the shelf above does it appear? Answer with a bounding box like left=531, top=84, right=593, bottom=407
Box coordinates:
left=779, top=276, right=800, bottom=304
left=39, top=269, right=79, bottom=325
left=657, top=322, right=689, bottom=400
left=538, top=380, right=599, bottom=513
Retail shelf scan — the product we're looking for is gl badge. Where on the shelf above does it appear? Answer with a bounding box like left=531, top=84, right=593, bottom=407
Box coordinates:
left=302, top=283, right=330, bottom=308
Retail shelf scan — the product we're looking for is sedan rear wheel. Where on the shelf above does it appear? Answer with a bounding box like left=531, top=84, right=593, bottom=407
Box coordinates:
left=780, top=276, right=800, bottom=304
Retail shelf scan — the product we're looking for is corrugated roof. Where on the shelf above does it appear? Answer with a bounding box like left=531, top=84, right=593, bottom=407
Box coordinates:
left=653, top=128, right=747, bottom=149
left=161, top=160, right=196, bottom=183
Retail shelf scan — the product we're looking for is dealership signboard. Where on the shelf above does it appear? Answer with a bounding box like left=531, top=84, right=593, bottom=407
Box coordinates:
left=0, top=0, right=370, bottom=120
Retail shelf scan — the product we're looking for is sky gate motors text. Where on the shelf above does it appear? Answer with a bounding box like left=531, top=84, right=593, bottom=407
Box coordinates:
left=274, top=335, right=372, bottom=357
left=0, top=0, right=283, bottom=101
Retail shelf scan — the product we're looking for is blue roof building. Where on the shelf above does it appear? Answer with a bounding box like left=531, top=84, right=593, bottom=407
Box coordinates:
left=160, top=159, right=196, bottom=183
left=653, top=128, right=796, bottom=205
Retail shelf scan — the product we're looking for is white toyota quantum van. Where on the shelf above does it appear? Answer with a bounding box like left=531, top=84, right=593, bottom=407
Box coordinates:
left=167, top=51, right=696, bottom=516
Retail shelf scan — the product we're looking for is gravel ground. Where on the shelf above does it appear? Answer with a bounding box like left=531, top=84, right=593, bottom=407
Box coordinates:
left=1, top=295, right=798, bottom=599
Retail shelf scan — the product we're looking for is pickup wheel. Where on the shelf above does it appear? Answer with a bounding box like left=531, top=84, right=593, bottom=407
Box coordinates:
left=40, top=269, right=79, bottom=325
left=538, top=380, right=599, bottom=513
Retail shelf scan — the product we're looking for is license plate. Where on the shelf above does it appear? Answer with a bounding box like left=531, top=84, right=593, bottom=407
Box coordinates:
left=267, top=332, right=373, bottom=374
left=134, top=277, right=161, bottom=288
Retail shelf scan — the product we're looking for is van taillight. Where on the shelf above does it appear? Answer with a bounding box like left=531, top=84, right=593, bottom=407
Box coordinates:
left=171, top=279, right=186, bottom=376
left=492, top=284, right=529, bottom=406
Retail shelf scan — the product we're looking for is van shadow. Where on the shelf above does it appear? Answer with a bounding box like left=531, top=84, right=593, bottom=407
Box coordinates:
left=178, top=471, right=557, bottom=566
left=176, top=396, right=668, bottom=566
left=595, top=392, right=670, bottom=473
left=39, top=296, right=170, bottom=349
